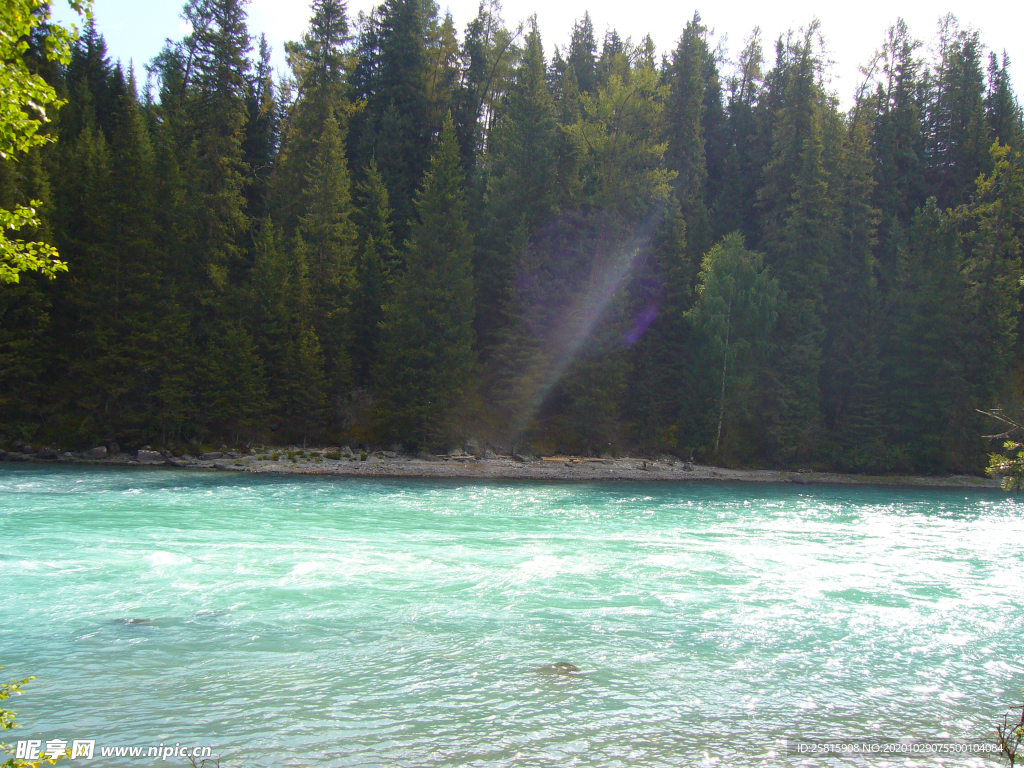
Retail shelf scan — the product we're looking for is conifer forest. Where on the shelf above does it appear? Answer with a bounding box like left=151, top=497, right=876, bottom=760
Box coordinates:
left=2, top=0, right=1024, bottom=473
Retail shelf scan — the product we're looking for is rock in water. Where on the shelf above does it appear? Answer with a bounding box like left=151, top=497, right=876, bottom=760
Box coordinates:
left=791, top=473, right=808, bottom=485
left=533, top=662, right=582, bottom=676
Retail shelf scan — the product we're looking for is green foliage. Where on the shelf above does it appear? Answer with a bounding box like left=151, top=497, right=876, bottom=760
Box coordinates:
left=987, top=440, right=1024, bottom=494
left=1, top=669, right=66, bottom=767
left=1, top=7, right=1023, bottom=472
left=0, top=204, right=63, bottom=284
left=0, top=0, right=91, bottom=283
left=564, top=61, right=673, bottom=218
left=690, top=233, right=780, bottom=456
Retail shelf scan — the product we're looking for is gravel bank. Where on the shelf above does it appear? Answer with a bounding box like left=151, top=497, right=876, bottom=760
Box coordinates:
left=14, top=449, right=998, bottom=489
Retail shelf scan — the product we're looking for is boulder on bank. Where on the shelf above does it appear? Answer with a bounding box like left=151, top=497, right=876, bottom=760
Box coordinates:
left=107, top=442, right=121, bottom=455
left=85, top=446, right=108, bottom=459
left=200, top=451, right=225, bottom=460
left=136, top=449, right=163, bottom=463
left=482, top=449, right=496, bottom=460
left=36, top=448, right=59, bottom=460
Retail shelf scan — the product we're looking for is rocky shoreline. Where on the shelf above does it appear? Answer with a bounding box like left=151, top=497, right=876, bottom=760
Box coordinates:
left=0, top=443, right=1001, bottom=489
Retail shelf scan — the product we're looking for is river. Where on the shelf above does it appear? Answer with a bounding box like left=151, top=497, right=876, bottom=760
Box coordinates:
left=1, top=466, right=1021, bottom=766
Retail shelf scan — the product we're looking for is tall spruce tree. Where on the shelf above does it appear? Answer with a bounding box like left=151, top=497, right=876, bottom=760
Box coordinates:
left=821, top=114, right=886, bottom=469
left=923, top=17, right=992, bottom=210
left=756, top=25, right=839, bottom=462
left=718, top=29, right=765, bottom=246
left=350, top=0, right=433, bottom=236
left=882, top=200, right=971, bottom=471
left=375, top=116, right=475, bottom=447
left=476, top=20, right=558, bottom=359
left=273, top=0, right=351, bottom=232
left=985, top=52, right=1024, bottom=150
left=352, top=160, right=397, bottom=384
left=870, top=19, right=926, bottom=284
left=297, top=116, right=358, bottom=406
left=664, top=13, right=712, bottom=258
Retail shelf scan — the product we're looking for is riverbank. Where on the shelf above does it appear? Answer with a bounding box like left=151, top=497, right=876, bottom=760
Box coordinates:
left=1, top=446, right=1000, bottom=488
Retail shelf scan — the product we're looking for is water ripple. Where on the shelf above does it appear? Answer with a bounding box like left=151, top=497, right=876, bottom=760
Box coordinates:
left=1, top=466, right=1021, bottom=767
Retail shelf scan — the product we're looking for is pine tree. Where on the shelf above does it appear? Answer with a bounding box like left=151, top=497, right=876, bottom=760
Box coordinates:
left=882, top=200, right=971, bottom=471
left=567, top=13, right=597, bottom=95
left=821, top=115, right=886, bottom=469
left=755, top=25, right=839, bottom=462
left=870, top=19, right=926, bottom=284
left=625, top=198, right=707, bottom=452
left=475, top=20, right=557, bottom=358
left=455, top=1, right=518, bottom=177
left=179, top=0, right=253, bottom=293
left=297, top=116, right=358, bottom=403
left=985, top=52, right=1024, bottom=150
left=718, top=29, right=765, bottom=246
left=351, top=160, right=397, bottom=384
left=242, top=34, right=279, bottom=222
left=664, top=13, right=712, bottom=258
left=564, top=59, right=672, bottom=218
left=923, top=17, right=992, bottom=209
left=249, top=219, right=296, bottom=424
left=204, top=324, right=268, bottom=443
left=350, top=0, right=433, bottom=236
left=273, top=0, right=351, bottom=232
left=375, top=116, right=475, bottom=447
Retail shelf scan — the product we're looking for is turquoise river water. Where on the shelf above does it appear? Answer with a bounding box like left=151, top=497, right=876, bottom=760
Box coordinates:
left=1, top=465, right=1023, bottom=766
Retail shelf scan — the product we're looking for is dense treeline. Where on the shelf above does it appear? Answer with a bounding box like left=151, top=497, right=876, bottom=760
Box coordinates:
left=1, top=0, right=1023, bottom=472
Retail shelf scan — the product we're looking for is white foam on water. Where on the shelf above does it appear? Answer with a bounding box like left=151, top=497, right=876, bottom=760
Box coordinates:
left=146, top=551, right=192, bottom=567
left=290, top=561, right=318, bottom=576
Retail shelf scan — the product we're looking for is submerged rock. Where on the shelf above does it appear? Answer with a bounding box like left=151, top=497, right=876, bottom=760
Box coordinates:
left=533, top=662, right=582, bottom=676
